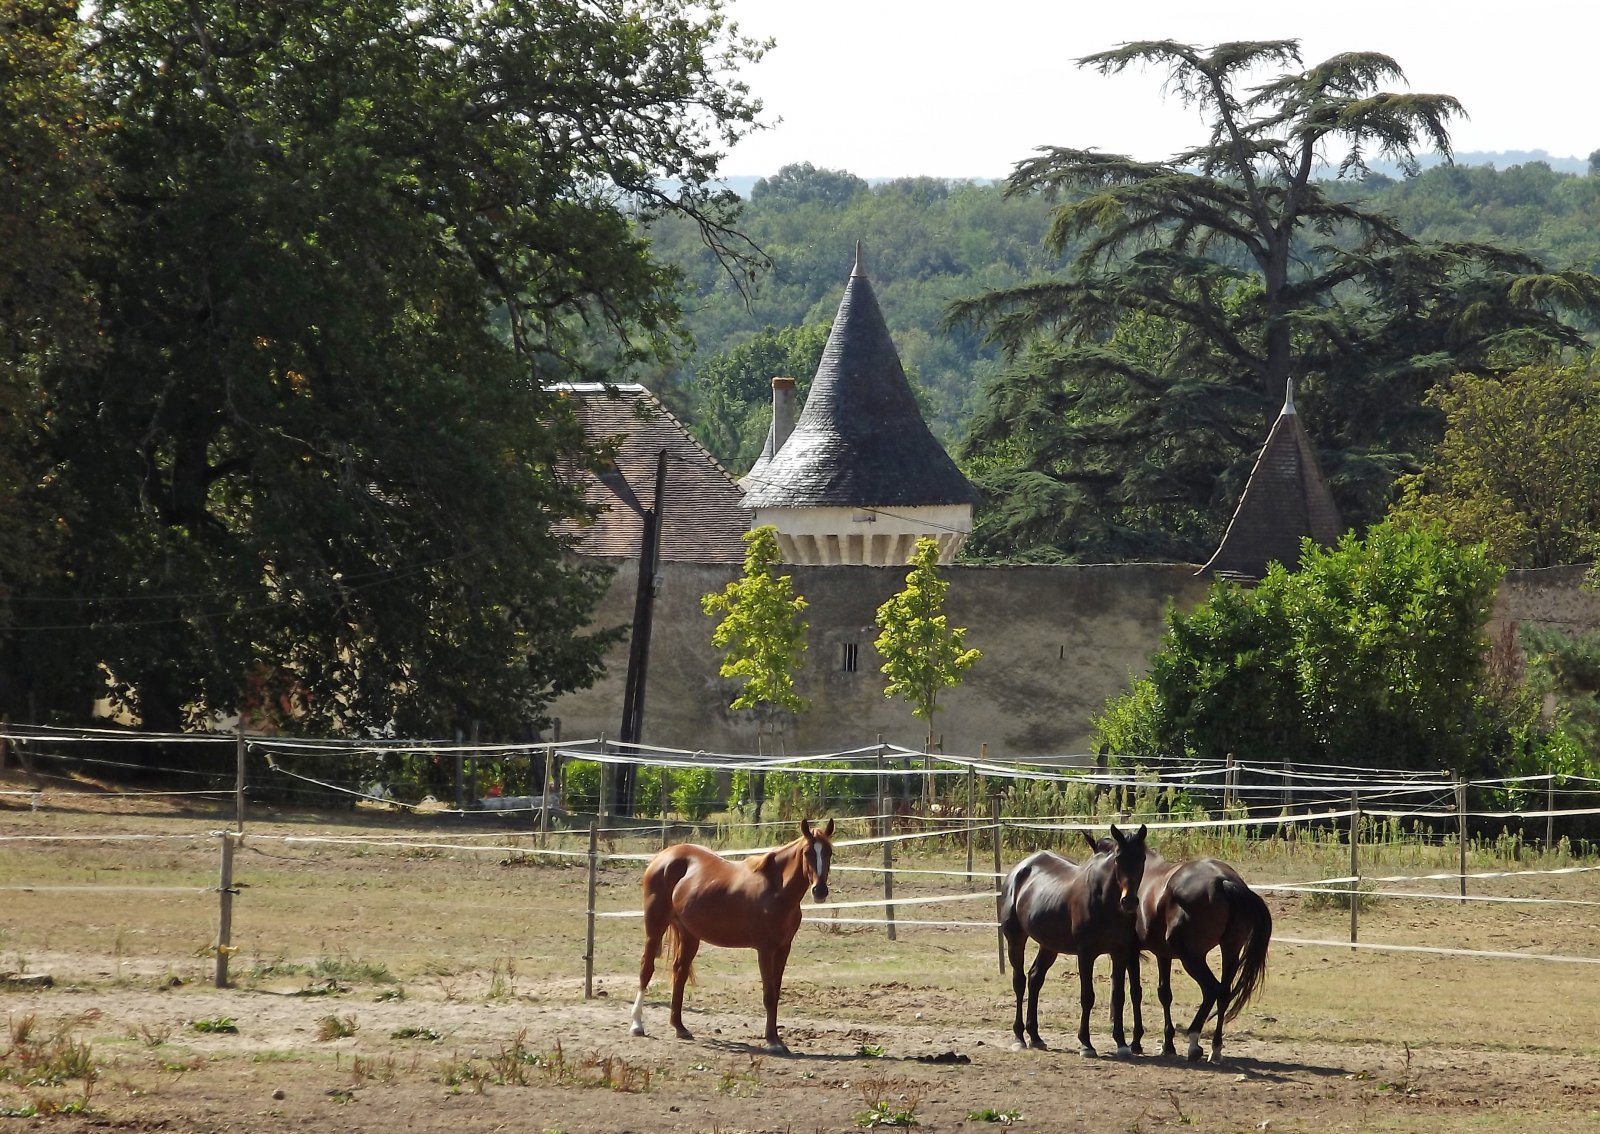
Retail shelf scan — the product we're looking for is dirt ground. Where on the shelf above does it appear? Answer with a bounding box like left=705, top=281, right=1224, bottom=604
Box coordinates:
left=5, top=772, right=1600, bottom=1132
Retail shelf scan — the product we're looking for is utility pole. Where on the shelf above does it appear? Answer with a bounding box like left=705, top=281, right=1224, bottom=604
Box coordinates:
left=605, top=448, right=667, bottom=816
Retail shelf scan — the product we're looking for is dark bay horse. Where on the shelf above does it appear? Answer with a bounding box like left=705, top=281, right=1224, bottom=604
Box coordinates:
left=999, top=823, right=1148, bottom=1056
left=630, top=818, right=834, bottom=1054
left=1101, top=839, right=1272, bottom=1063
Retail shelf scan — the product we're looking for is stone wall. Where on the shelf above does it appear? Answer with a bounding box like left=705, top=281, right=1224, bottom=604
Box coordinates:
left=549, top=560, right=1600, bottom=761
left=550, top=559, right=1211, bottom=758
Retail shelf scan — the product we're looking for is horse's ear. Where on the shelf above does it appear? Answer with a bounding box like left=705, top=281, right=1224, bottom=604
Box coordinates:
left=1110, top=822, right=1123, bottom=844
left=1082, top=830, right=1099, bottom=852
left=1136, top=823, right=1148, bottom=842
left=801, top=818, right=814, bottom=840
left=823, top=817, right=835, bottom=838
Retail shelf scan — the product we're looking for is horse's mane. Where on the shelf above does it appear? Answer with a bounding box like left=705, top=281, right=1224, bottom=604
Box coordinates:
left=743, top=833, right=803, bottom=875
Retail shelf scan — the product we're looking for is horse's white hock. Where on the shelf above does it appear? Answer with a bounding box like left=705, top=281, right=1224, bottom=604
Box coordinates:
left=1186, top=1031, right=1203, bottom=1060
left=629, top=989, right=646, bottom=1036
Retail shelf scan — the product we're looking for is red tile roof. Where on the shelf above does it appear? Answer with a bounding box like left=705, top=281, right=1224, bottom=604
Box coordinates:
left=554, top=384, right=752, bottom=563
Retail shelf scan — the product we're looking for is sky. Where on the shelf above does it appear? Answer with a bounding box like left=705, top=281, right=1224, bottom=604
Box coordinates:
left=718, top=0, right=1597, bottom=181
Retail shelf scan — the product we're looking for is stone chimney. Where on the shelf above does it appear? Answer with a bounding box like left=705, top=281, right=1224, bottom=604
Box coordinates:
left=771, top=376, right=797, bottom=454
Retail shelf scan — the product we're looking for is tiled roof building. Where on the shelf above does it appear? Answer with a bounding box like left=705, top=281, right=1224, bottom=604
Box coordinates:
left=1200, top=381, right=1343, bottom=580
left=555, top=383, right=751, bottom=564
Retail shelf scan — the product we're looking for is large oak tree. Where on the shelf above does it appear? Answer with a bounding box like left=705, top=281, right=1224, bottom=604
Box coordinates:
left=1, top=0, right=767, bottom=737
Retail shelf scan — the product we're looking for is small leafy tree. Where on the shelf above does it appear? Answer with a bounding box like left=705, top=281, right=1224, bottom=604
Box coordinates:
left=701, top=526, right=810, bottom=755
left=874, top=537, right=983, bottom=752
left=1388, top=361, right=1600, bottom=569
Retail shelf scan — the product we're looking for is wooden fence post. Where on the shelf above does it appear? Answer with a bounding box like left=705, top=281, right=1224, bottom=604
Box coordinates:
left=659, top=773, right=671, bottom=849
left=875, top=739, right=886, bottom=827
left=539, top=744, right=555, bottom=847
left=1456, top=779, right=1468, bottom=904
left=966, top=755, right=979, bottom=891
left=991, top=793, right=1004, bottom=974
left=881, top=809, right=896, bottom=942
left=234, top=727, right=247, bottom=833
left=1348, top=790, right=1359, bottom=948
left=1547, top=775, right=1556, bottom=850
left=584, top=820, right=599, bottom=999
left=215, top=831, right=237, bottom=988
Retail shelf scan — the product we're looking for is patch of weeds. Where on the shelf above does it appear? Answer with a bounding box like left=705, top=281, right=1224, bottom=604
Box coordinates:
left=160, top=1058, right=205, bottom=1074
left=486, top=1030, right=542, bottom=1087
left=351, top=1055, right=397, bottom=1084
left=438, top=1053, right=490, bottom=1094
left=390, top=1026, right=442, bottom=1042
left=190, top=1018, right=238, bottom=1035
left=857, top=1101, right=919, bottom=1128
left=0, top=1105, right=37, bottom=1118
left=375, top=987, right=405, bottom=1003
left=1375, top=1042, right=1422, bottom=1098
left=248, top=958, right=310, bottom=981
left=313, top=955, right=393, bottom=984
left=717, top=1054, right=763, bottom=1096
left=487, top=958, right=517, bottom=1001
left=315, top=1015, right=358, bottom=1042
left=1300, top=880, right=1380, bottom=913
left=1165, top=1091, right=1194, bottom=1126
left=968, top=1107, right=1021, bottom=1125
left=579, top=1050, right=651, bottom=1093
left=855, top=1042, right=888, bottom=1058
left=290, top=980, right=345, bottom=998
left=135, top=1023, right=172, bottom=1048
left=856, top=1075, right=920, bottom=1128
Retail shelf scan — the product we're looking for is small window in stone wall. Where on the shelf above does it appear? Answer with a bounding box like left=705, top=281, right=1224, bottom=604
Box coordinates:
left=841, top=642, right=860, bottom=673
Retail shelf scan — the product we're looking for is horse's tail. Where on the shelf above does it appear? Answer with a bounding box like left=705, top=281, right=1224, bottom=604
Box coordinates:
left=1223, top=881, right=1272, bottom=1023
left=664, top=922, right=695, bottom=985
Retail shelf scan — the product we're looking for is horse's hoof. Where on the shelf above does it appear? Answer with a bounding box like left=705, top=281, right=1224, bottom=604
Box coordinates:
left=1009, top=1040, right=1026, bottom=1053
left=764, top=1042, right=790, bottom=1056
left=629, top=1023, right=646, bottom=1037
left=1030, top=1038, right=1049, bottom=1052
left=1186, top=1046, right=1203, bottom=1062
left=1115, top=1045, right=1133, bottom=1059
left=1161, top=1044, right=1177, bottom=1057
left=1079, top=1045, right=1097, bottom=1059
left=1131, top=1043, right=1144, bottom=1056
left=674, top=1028, right=695, bottom=1042
left=1208, top=1051, right=1225, bottom=1066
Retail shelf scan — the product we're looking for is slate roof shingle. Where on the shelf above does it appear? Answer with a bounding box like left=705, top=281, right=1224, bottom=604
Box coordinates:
left=555, top=383, right=752, bottom=563
left=1200, top=382, right=1343, bottom=580
left=741, top=248, right=980, bottom=509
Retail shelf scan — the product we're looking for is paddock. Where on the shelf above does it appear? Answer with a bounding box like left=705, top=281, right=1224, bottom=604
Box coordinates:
left=3, top=732, right=1600, bottom=1131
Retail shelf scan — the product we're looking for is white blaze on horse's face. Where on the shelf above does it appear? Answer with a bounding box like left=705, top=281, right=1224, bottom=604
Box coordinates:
left=810, top=839, right=831, bottom=901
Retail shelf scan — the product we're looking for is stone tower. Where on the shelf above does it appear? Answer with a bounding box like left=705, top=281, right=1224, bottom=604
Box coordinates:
left=741, top=246, right=980, bottom=564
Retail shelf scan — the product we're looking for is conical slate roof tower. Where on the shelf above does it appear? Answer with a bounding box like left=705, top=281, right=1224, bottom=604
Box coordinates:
left=743, top=246, right=978, bottom=564
left=1200, top=381, right=1343, bottom=580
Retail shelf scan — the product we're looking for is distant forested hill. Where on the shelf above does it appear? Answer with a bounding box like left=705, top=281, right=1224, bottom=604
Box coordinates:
left=646, top=160, right=1600, bottom=475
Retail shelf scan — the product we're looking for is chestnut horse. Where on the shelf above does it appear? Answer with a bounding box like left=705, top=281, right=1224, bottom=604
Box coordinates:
left=999, top=823, right=1148, bottom=1056
left=1098, top=838, right=1272, bottom=1063
left=630, top=818, right=834, bottom=1054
